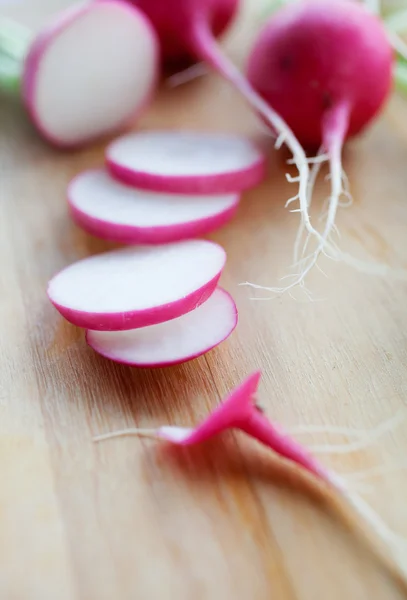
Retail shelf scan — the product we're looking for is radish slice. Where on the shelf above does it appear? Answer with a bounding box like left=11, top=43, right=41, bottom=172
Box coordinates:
left=86, top=287, right=237, bottom=367
left=106, top=130, right=266, bottom=194
left=68, top=169, right=240, bottom=244
left=47, top=240, right=226, bottom=331
left=23, top=1, right=158, bottom=148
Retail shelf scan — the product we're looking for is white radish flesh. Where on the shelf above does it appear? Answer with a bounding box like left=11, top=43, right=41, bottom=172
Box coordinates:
left=23, top=1, right=158, bottom=148
left=86, top=288, right=237, bottom=367
left=68, top=169, right=240, bottom=244
left=47, top=240, right=226, bottom=330
left=106, top=130, right=266, bottom=194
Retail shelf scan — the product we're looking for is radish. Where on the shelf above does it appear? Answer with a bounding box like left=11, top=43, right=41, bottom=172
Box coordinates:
left=1, top=2, right=159, bottom=147
left=106, top=130, right=266, bottom=194
left=47, top=240, right=226, bottom=330
left=245, top=0, right=393, bottom=293
left=86, top=287, right=237, bottom=366
left=68, top=169, right=240, bottom=243
left=122, top=0, right=240, bottom=68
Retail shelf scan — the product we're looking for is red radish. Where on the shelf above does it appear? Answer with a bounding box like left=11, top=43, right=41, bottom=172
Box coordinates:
left=68, top=169, right=240, bottom=244
left=94, top=371, right=407, bottom=579
left=86, top=287, right=237, bottom=367
left=22, top=1, right=159, bottom=148
left=106, top=131, right=266, bottom=194
left=47, top=240, right=226, bottom=330
left=124, top=0, right=240, bottom=67
left=245, top=0, right=393, bottom=293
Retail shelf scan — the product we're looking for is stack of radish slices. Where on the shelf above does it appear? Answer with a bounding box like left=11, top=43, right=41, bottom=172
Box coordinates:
left=48, top=130, right=266, bottom=367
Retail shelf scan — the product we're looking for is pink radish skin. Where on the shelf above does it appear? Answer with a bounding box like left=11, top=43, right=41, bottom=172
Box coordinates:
left=23, top=1, right=158, bottom=148
left=124, top=0, right=240, bottom=67
left=106, top=131, right=266, bottom=194
left=247, top=0, right=394, bottom=150
left=86, top=288, right=237, bottom=367
left=68, top=169, right=240, bottom=244
left=47, top=240, right=226, bottom=331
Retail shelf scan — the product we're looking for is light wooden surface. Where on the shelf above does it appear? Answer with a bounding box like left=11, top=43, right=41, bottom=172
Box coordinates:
left=1, top=2, right=407, bottom=599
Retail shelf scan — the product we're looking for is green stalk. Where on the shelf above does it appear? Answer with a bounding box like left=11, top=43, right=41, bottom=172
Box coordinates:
left=0, top=18, right=32, bottom=95
left=394, top=59, right=407, bottom=94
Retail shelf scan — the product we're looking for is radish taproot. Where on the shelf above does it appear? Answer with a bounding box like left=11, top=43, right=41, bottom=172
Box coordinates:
left=244, top=0, right=394, bottom=293
left=68, top=169, right=240, bottom=244
left=8, top=1, right=159, bottom=147
left=86, top=287, right=237, bottom=367
left=106, top=130, right=266, bottom=194
left=47, top=240, right=226, bottom=330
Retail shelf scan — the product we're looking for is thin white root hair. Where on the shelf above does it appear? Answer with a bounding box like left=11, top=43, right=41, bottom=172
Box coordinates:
left=242, top=133, right=347, bottom=298
left=287, top=423, right=377, bottom=437
left=308, top=410, right=406, bottom=455
left=324, top=247, right=407, bottom=278
left=329, top=473, right=407, bottom=577
left=346, top=461, right=407, bottom=482
left=166, top=62, right=209, bottom=87
left=293, top=148, right=325, bottom=265
left=287, top=154, right=329, bottom=165
left=93, top=428, right=159, bottom=442
left=275, top=133, right=285, bottom=150
left=286, top=173, right=301, bottom=183
left=285, top=194, right=300, bottom=208
left=248, top=141, right=343, bottom=297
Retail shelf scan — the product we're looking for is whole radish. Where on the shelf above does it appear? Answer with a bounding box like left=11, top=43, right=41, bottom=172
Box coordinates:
left=245, top=0, right=393, bottom=293
left=248, top=0, right=393, bottom=149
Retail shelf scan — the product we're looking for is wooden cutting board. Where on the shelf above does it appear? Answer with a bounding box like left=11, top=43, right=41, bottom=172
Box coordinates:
left=1, top=2, right=406, bottom=599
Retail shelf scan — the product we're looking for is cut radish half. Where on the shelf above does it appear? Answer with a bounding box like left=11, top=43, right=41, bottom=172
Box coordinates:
left=47, top=240, right=226, bottom=330
left=106, top=130, right=266, bottom=194
left=86, top=287, right=237, bottom=367
left=23, top=1, right=159, bottom=148
left=68, top=169, right=240, bottom=244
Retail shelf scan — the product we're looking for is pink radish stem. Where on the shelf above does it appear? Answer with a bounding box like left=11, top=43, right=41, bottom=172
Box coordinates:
left=190, top=24, right=313, bottom=250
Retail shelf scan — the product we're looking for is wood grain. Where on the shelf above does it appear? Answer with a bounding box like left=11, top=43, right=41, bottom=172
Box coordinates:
left=1, top=2, right=407, bottom=599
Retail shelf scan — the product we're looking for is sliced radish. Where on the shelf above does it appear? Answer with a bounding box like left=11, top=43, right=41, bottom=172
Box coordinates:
left=86, top=288, right=237, bottom=367
left=68, top=169, right=240, bottom=244
left=47, top=240, right=226, bottom=331
left=106, top=130, right=266, bottom=194
left=23, top=1, right=159, bottom=148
